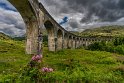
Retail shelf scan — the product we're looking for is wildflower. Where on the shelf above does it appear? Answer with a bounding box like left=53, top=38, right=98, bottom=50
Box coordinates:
left=41, top=67, right=53, bottom=72
left=31, top=54, right=42, bottom=61
left=38, top=60, right=41, bottom=63
left=42, top=67, right=48, bottom=72
left=48, top=68, right=53, bottom=72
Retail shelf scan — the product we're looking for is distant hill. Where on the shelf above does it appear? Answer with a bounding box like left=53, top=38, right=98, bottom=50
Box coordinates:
left=13, top=37, right=25, bottom=41
left=0, top=32, right=12, bottom=40
left=73, top=25, right=124, bottom=37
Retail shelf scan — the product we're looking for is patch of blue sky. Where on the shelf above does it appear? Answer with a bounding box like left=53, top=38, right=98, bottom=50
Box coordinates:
left=0, top=0, right=17, bottom=12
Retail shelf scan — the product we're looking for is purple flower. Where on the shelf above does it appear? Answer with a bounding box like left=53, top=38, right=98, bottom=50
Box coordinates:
left=31, top=54, right=42, bottom=61
left=38, top=60, right=41, bottom=63
left=31, top=55, right=36, bottom=61
left=48, top=68, right=53, bottom=72
left=41, top=67, right=53, bottom=72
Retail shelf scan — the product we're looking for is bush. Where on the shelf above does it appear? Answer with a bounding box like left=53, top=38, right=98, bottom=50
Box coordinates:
left=87, top=41, right=107, bottom=51
left=87, top=37, right=124, bottom=55
left=115, top=45, right=124, bottom=55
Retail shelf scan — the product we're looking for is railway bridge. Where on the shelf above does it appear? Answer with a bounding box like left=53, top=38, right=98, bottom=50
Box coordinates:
left=8, top=0, right=113, bottom=54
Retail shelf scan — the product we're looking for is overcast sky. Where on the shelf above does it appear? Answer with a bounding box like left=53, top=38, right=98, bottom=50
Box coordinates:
left=0, top=0, right=124, bottom=36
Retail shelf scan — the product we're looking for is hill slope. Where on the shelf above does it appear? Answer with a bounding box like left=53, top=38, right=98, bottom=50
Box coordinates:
left=74, top=25, right=124, bottom=37
left=0, top=34, right=124, bottom=82
left=0, top=32, right=12, bottom=40
left=0, top=35, right=30, bottom=79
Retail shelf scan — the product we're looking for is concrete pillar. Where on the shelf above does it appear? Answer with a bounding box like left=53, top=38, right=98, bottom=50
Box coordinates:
left=57, top=29, right=63, bottom=50
left=26, top=20, right=38, bottom=54
left=76, top=38, right=80, bottom=48
left=81, top=38, right=83, bottom=47
left=79, top=38, right=82, bottom=48
left=73, top=37, right=76, bottom=49
left=75, top=39, right=77, bottom=48
left=87, top=39, right=91, bottom=46
left=78, top=38, right=80, bottom=48
left=44, top=21, right=56, bottom=51
left=75, top=38, right=77, bottom=48
left=68, top=36, right=73, bottom=49
left=85, top=39, right=88, bottom=46
left=48, top=35, right=56, bottom=51
left=63, top=33, right=68, bottom=49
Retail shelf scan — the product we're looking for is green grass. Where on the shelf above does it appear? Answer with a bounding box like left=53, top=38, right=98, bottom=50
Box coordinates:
left=0, top=40, right=30, bottom=76
left=0, top=38, right=124, bottom=82
left=42, top=48, right=124, bottom=82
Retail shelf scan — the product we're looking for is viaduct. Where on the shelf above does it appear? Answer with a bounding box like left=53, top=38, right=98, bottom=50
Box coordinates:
left=8, top=0, right=113, bottom=54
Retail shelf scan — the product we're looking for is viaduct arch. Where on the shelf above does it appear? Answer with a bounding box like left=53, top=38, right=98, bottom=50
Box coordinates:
left=8, top=0, right=114, bottom=55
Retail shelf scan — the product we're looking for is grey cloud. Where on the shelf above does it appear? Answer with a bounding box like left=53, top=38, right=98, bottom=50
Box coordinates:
left=69, top=20, right=79, bottom=29
left=40, top=0, right=124, bottom=31
left=0, top=28, right=14, bottom=35
left=118, top=0, right=124, bottom=9
left=0, top=6, right=25, bottom=36
left=0, top=22, right=25, bottom=37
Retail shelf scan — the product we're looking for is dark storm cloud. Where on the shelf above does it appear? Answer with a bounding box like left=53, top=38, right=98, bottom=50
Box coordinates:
left=69, top=20, right=79, bottom=29
left=66, top=0, right=124, bottom=23
left=40, top=0, right=124, bottom=31
left=118, top=0, right=124, bottom=9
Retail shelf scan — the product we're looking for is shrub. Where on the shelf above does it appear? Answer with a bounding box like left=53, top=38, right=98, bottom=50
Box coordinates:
left=87, top=37, right=124, bottom=55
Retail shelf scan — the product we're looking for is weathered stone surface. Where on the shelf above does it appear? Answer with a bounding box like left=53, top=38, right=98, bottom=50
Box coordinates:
left=8, top=0, right=35, bottom=19
left=57, top=30, right=63, bottom=50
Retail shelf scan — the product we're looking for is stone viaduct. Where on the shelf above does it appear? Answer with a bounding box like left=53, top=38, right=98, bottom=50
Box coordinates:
left=8, top=0, right=114, bottom=54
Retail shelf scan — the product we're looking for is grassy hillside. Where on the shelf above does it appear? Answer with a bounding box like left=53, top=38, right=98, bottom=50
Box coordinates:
left=0, top=36, right=30, bottom=79
left=0, top=32, right=12, bottom=40
left=74, top=25, right=124, bottom=37
left=0, top=34, right=124, bottom=82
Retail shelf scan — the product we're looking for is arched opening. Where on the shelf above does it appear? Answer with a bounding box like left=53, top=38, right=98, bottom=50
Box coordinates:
left=63, top=33, right=68, bottom=49
left=8, top=0, right=40, bottom=54
left=0, top=0, right=40, bottom=78
left=44, top=21, right=56, bottom=51
left=82, top=38, right=86, bottom=47
left=57, top=29, right=63, bottom=50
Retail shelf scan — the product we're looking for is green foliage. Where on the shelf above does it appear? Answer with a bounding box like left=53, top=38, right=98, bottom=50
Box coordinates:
left=43, top=35, right=48, bottom=47
left=1, top=34, right=124, bottom=82
left=114, top=37, right=124, bottom=46
left=87, top=37, right=124, bottom=55
left=13, top=37, right=25, bottom=41
left=114, top=45, right=124, bottom=54
left=0, top=39, right=30, bottom=81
